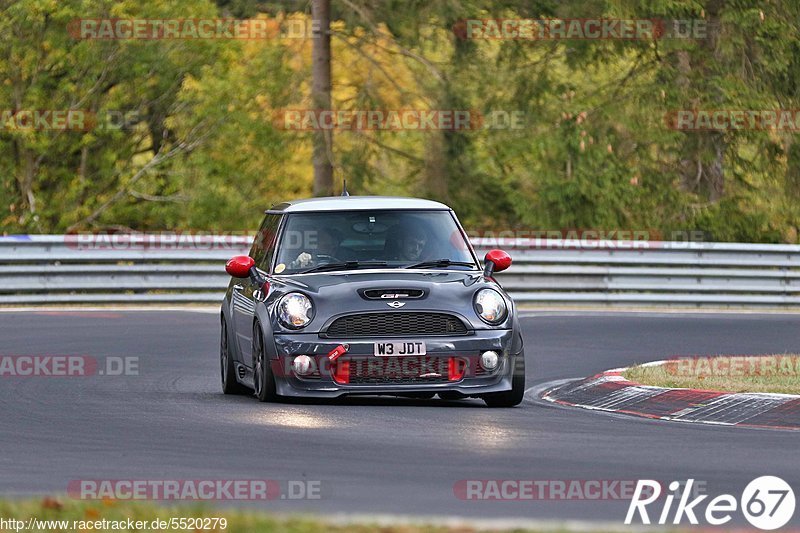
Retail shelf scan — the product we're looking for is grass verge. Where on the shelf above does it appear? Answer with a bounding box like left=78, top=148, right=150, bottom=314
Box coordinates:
left=623, top=355, right=800, bottom=395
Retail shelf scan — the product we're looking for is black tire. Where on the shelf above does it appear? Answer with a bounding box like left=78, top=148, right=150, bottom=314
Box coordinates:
left=252, top=323, right=279, bottom=402
left=482, top=355, right=526, bottom=407
left=221, top=316, right=250, bottom=395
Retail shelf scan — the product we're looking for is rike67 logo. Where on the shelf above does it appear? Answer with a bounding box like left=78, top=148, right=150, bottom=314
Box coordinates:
left=626, top=477, right=795, bottom=530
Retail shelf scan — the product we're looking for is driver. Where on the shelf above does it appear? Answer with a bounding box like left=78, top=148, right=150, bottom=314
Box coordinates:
left=393, top=224, right=428, bottom=262
left=290, top=228, right=340, bottom=269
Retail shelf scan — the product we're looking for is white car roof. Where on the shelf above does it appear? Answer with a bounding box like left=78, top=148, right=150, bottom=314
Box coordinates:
left=267, top=196, right=452, bottom=213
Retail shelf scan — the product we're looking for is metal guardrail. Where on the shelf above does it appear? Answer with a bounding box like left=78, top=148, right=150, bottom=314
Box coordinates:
left=1, top=235, right=799, bottom=306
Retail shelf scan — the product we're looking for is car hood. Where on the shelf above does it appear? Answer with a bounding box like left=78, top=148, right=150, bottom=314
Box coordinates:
left=268, top=269, right=511, bottom=331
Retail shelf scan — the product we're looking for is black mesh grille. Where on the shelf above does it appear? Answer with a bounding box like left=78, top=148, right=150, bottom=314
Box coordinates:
left=325, top=312, right=468, bottom=337
left=348, top=357, right=452, bottom=384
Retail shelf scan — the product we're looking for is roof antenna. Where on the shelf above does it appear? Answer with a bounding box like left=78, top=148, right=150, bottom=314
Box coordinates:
left=341, top=178, right=350, bottom=197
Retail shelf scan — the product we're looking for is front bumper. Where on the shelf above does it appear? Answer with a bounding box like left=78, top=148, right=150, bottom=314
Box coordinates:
left=268, top=329, right=520, bottom=398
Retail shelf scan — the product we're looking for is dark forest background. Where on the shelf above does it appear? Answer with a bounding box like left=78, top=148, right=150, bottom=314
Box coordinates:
left=2, top=0, right=799, bottom=242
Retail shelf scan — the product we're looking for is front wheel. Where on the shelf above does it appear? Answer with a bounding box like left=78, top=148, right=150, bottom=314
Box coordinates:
left=482, top=354, right=526, bottom=407
left=221, top=317, right=250, bottom=395
left=252, top=323, right=279, bottom=402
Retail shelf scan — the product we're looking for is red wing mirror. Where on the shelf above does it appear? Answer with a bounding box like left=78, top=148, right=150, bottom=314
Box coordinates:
left=483, top=249, right=512, bottom=277
left=226, top=255, right=255, bottom=279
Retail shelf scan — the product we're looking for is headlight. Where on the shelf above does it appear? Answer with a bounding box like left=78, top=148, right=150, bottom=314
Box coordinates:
left=474, top=288, right=507, bottom=324
left=277, top=292, right=314, bottom=329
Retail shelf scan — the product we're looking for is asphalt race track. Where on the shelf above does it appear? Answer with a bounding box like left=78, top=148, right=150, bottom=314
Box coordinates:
left=0, top=310, right=798, bottom=526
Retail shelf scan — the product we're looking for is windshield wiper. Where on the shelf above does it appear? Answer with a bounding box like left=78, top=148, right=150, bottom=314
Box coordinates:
left=404, top=259, right=476, bottom=269
left=301, top=260, right=388, bottom=274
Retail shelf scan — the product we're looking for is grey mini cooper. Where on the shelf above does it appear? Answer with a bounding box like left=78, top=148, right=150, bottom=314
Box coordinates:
left=220, top=196, right=525, bottom=407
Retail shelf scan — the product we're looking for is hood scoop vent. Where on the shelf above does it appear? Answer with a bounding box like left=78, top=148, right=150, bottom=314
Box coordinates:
left=360, top=288, right=426, bottom=300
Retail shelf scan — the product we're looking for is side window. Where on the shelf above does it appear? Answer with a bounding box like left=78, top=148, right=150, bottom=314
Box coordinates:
left=249, top=214, right=281, bottom=272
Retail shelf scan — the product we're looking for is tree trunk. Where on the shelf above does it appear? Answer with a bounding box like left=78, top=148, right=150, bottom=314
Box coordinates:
left=677, top=0, right=726, bottom=201
left=701, top=0, right=725, bottom=202
left=311, top=0, right=334, bottom=196
left=11, top=137, right=37, bottom=218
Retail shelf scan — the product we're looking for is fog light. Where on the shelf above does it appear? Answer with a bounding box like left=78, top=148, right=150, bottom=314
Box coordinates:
left=292, top=355, right=313, bottom=376
left=480, top=350, right=500, bottom=370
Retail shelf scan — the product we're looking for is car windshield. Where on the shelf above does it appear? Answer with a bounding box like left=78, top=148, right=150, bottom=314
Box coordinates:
left=273, top=210, right=477, bottom=274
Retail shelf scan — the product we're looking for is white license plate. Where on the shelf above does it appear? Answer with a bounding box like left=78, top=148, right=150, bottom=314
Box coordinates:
left=374, top=341, right=426, bottom=356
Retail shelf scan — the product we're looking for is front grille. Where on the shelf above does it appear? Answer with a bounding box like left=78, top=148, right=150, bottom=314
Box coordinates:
left=325, top=312, right=468, bottom=338
left=348, top=356, right=452, bottom=384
